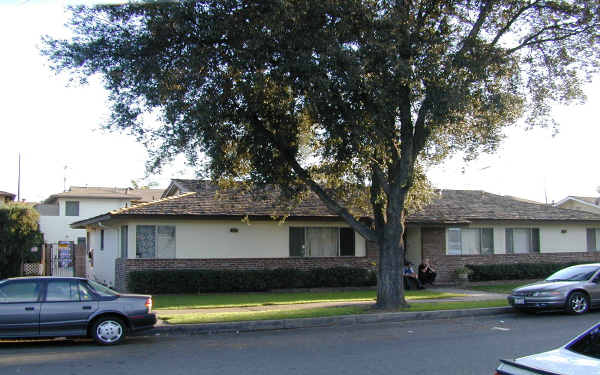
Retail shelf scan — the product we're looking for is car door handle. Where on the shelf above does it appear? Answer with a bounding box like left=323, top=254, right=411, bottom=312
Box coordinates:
left=82, top=306, right=92, bottom=310
left=25, top=307, right=35, bottom=311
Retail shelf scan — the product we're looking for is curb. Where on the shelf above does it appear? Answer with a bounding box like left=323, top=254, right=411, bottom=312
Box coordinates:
left=147, top=306, right=515, bottom=336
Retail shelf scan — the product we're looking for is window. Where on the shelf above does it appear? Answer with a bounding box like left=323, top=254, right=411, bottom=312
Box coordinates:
left=65, top=201, right=79, bottom=216
left=587, top=229, right=600, bottom=252
left=506, top=228, right=540, bottom=253
left=289, top=227, right=355, bottom=257
left=46, top=280, right=79, bottom=302
left=0, top=281, right=40, bottom=303
left=446, top=228, right=494, bottom=255
left=120, top=225, right=128, bottom=258
left=100, top=229, right=104, bottom=251
left=135, top=225, right=176, bottom=259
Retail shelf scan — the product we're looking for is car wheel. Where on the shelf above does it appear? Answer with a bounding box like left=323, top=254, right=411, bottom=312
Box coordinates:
left=92, top=316, right=126, bottom=345
left=566, top=291, right=589, bottom=315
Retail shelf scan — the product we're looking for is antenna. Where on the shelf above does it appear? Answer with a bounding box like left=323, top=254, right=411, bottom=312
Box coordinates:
left=63, top=165, right=68, bottom=192
left=17, top=153, right=21, bottom=201
left=543, top=176, right=548, bottom=205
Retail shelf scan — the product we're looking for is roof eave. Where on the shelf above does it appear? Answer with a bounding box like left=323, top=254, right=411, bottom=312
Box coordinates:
left=70, top=214, right=114, bottom=229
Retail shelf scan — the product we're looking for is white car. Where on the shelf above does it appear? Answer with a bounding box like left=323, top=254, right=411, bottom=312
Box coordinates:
left=495, top=322, right=600, bottom=375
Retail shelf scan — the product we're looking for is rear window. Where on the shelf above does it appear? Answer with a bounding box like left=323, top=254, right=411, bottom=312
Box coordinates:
left=87, top=280, right=118, bottom=297
left=567, top=326, right=600, bottom=359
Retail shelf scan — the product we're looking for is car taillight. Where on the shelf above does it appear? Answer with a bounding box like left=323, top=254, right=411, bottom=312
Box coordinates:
left=145, top=297, right=153, bottom=312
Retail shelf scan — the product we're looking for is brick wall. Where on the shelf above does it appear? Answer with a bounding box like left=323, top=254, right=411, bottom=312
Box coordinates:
left=421, top=227, right=600, bottom=283
left=115, top=256, right=376, bottom=292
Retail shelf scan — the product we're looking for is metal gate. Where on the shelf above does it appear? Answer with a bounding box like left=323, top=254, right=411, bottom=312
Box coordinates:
left=50, top=242, right=74, bottom=277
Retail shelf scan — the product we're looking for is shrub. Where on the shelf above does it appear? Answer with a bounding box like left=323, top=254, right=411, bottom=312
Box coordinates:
left=128, top=267, right=376, bottom=294
left=465, top=262, right=593, bottom=282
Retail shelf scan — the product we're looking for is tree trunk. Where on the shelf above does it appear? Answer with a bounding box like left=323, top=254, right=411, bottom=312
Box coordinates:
left=375, top=208, right=409, bottom=309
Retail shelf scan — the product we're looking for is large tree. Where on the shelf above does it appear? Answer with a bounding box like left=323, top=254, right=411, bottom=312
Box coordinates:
left=43, top=1, right=599, bottom=309
left=0, top=203, right=44, bottom=279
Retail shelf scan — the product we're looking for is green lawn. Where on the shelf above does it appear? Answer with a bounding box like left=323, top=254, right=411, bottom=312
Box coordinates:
left=465, top=282, right=533, bottom=294
left=159, top=299, right=509, bottom=324
left=153, top=290, right=467, bottom=310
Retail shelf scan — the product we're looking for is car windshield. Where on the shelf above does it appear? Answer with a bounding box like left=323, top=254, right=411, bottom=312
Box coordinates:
left=87, top=280, right=119, bottom=297
left=545, top=266, right=600, bottom=282
left=567, top=326, right=600, bottom=359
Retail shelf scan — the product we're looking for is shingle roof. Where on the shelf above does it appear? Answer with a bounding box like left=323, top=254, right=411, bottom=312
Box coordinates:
left=408, top=190, right=600, bottom=223
left=44, top=186, right=164, bottom=204
left=71, top=182, right=600, bottom=228
left=111, top=182, right=348, bottom=218
left=0, top=191, right=15, bottom=197
left=571, top=196, right=599, bottom=205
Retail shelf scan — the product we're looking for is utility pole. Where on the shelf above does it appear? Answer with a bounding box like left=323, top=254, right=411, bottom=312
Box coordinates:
left=17, top=153, right=21, bottom=201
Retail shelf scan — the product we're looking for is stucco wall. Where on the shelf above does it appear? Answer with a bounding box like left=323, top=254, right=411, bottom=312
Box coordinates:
left=89, top=227, right=119, bottom=287
left=119, top=219, right=367, bottom=259
left=40, top=197, right=133, bottom=244
left=423, top=222, right=600, bottom=283
left=443, top=221, right=593, bottom=254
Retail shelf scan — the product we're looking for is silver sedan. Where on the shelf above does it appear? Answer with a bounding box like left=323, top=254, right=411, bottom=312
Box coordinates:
left=508, top=263, right=600, bottom=314
left=0, top=276, right=156, bottom=345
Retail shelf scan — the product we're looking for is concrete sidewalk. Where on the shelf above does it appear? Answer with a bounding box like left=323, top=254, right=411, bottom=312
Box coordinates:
left=154, top=287, right=508, bottom=316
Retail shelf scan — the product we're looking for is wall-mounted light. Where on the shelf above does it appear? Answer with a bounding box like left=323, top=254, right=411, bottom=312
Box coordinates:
left=230, top=228, right=239, bottom=233
left=561, top=229, right=567, bottom=234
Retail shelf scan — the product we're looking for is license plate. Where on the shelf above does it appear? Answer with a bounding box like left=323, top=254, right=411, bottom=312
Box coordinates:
left=514, top=297, right=525, bottom=304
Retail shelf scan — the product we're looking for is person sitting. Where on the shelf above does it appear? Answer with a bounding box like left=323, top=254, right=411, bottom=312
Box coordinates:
left=418, top=258, right=437, bottom=286
left=403, top=261, right=424, bottom=290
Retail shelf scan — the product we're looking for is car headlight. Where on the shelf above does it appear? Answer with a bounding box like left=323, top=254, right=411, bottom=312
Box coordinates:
left=532, top=291, right=563, bottom=297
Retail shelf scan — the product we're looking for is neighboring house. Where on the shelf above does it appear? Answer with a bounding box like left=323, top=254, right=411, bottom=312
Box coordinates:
left=71, top=180, right=600, bottom=290
left=35, top=186, right=164, bottom=246
left=555, top=196, right=600, bottom=215
left=0, top=191, right=16, bottom=204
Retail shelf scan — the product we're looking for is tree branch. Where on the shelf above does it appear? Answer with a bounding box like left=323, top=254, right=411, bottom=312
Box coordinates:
left=251, top=117, right=377, bottom=242
left=456, top=0, right=495, bottom=57
left=490, top=1, right=541, bottom=47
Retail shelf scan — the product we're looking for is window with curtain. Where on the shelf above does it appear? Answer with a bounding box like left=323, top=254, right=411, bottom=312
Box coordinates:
left=120, top=225, right=128, bottom=258
left=289, top=227, right=356, bottom=257
left=446, top=228, right=494, bottom=255
left=587, top=228, right=600, bottom=252
left=65, top=201, right=79, bottom=216
left=505, top=228, right=540, bottom=253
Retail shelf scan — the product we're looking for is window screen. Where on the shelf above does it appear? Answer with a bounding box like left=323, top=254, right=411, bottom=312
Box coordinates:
left=136, top=225, right=156, bottom=258
left=157, top=226, right=176, bottom=258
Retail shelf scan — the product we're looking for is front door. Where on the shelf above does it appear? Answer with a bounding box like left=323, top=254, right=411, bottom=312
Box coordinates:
left=0, top=280, right=41, bottom=338
left=40, top=279, right=98, bottom=337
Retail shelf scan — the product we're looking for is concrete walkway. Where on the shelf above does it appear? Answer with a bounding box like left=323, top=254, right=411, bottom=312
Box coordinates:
left=154, top=287, right=508, bottom=316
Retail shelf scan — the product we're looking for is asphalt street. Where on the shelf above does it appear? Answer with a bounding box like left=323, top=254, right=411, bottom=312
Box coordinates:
left=1, top=311, right=599, bottom=375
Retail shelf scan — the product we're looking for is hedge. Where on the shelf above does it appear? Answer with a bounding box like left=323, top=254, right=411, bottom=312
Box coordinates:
left=465, top=262, right=593, bottom=282
left=128, top=267, right=377, bottom=294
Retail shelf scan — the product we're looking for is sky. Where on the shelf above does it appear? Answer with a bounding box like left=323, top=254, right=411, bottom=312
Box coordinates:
left=0, top=1, right=598, bottom=204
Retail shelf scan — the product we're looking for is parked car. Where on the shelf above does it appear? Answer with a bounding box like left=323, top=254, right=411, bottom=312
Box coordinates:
left=0, top=276, right=156, bottom=345
left=507, top=263, right=600, bottom=314
left=495, top=321, right=600, bottom=374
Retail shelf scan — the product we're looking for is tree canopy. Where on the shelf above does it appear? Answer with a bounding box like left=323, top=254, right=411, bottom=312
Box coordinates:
left=0, top=203, right=44, bottom=279
left=43, top=0, right=600, bottom=308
